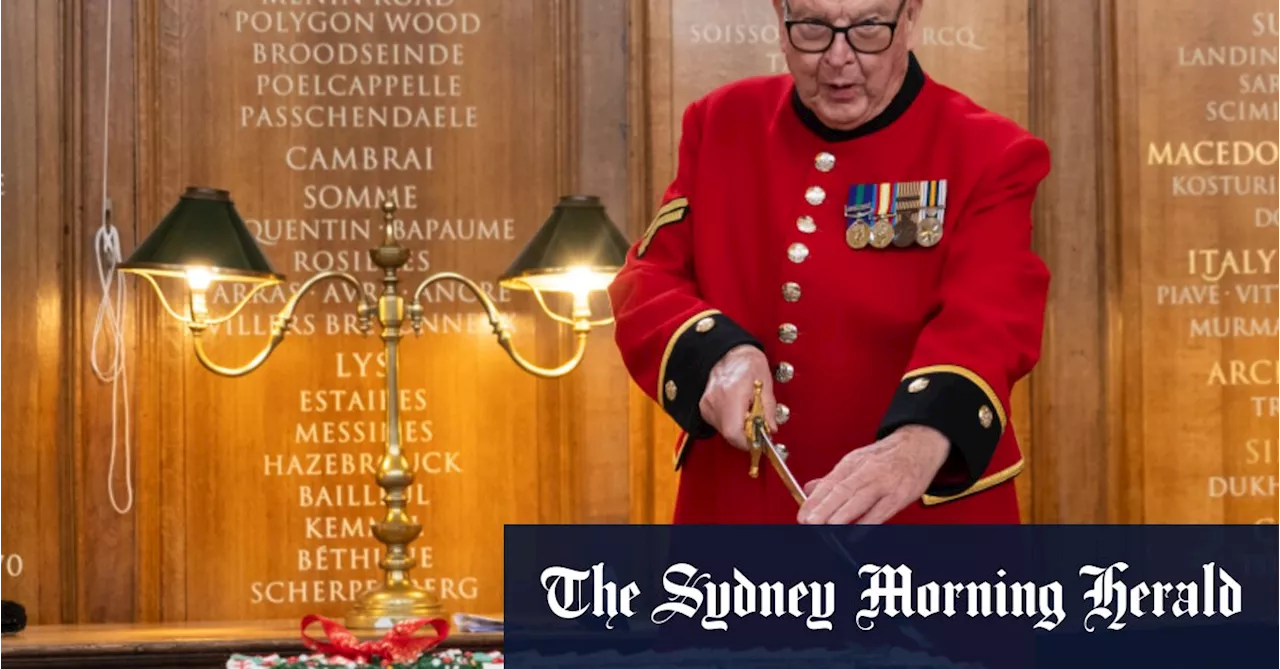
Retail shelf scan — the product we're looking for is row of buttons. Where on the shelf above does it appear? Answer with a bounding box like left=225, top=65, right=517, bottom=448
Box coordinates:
left=772, top=151, right=838, bottom=441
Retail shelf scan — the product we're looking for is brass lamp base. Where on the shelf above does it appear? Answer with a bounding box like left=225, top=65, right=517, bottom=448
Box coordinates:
left=345, top=584, right=444, bottom=631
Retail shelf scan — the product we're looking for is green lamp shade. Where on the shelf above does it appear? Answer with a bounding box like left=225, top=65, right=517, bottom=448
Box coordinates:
left=499, top=195, right=631, bottom=294
left=118, top=186, right=283, bottom=284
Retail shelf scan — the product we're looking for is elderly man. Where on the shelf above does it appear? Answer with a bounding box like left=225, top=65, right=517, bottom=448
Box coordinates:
left=608, top=0, right=1051, bottom=525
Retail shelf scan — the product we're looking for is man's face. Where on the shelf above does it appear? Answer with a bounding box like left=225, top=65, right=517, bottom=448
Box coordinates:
left=774, top=0, right=920, bottom=130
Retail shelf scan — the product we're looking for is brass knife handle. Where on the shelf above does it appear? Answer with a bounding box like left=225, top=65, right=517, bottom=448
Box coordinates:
left=744, top=379, right=808, bottom=506
left=745, top=380, right=766, bottom=478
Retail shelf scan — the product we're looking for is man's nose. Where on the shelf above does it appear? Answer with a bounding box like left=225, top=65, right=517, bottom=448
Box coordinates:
left=823, top=32, right=857, bottom=67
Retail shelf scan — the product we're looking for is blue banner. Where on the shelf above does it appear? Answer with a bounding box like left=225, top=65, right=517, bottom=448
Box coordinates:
left=504, top=525, right=1278, bottom=668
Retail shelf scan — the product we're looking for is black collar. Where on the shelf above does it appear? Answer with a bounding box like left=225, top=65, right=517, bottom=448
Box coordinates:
left=790, top=52, right=925, bottom=142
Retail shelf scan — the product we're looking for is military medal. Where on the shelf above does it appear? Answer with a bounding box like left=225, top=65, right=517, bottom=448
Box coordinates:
left=869, top=220, right=893, bottom=248
left=845, top=222, right=870, bottom=248
left=844, top=184, right=872, bottom=249
left=893, top=216, right=917, bottom=247
left=868, top=182, right=896, bottom=249
left=916, top=179, right=947, bottom=247
left=892, top=181, right=922, bottom=247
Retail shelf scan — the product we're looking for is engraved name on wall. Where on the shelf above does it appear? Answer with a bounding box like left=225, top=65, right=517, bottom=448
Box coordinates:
left=1131, top=3, right=1277, bottom=523
left=155, top=0, right=559, bottom=619
left=670, top=0, right=1028, bottom=124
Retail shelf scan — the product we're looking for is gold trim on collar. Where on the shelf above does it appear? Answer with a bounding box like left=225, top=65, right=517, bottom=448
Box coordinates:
left=921, top=457, right=1024, bottom=506
left=904, top=364, right=1007, bottom=432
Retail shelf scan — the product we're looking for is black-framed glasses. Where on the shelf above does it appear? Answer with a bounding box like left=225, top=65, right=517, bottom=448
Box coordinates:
left=783, top=0, right=907, bottom=55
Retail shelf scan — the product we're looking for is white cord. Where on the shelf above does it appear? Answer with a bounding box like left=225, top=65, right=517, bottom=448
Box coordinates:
left=89, top=0, right=133, bottom=515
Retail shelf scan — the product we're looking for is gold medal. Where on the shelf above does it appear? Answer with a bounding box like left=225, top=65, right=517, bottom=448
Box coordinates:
left=845, top=222, right=870, bottom=249
left=869, top=220, right=894, bottom=248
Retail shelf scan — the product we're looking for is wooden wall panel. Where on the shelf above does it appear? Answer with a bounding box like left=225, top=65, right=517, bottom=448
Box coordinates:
left=1115, top=0, right=1278, bottom=524
left=78, top=0, right=142, bottom=623
left=1, top=0, right=73, bottom=627
left=128, top=0, right=595, bottom=622
left=569, top=0, right=635, bottom=525
left=1026, top=0, right=1117, bottom=524
left=641, top=0, right=1036, bottom=521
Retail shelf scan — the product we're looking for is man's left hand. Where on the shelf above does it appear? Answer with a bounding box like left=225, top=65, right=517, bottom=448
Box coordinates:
left=797, top=426, right=951, bottom=525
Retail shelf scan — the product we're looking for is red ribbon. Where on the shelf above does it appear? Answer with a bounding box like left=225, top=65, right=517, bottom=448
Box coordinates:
left=300, top=614, right=450, bottom=664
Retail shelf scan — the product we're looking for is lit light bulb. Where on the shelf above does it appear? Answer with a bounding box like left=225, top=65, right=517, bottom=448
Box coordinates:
left=566, top=266, right=593, bottom=303
left=186, top=267, right=214, bottom=291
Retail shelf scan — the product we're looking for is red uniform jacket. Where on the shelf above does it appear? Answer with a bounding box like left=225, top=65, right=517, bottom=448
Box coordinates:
left=608, top=55, right=1051, bottom=524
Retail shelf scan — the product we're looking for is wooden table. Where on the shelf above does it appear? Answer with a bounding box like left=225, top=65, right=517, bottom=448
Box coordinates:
left=0, top=620, right=502, bottom=668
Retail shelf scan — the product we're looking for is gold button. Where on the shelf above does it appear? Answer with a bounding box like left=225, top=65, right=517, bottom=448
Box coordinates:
left=814, top=152, right=835, bottom=172
left=805, top=186, right=825, bottom=206
left=778, top=323, right=798, bottom=344
left=775, top=403, right=790, bottom=425
left=775, top=362, right=794, bottom=383
left=978, top=405, right=994, bottom=429
left=782, top=282, right=801, bottom=302
left=788, top=243, right=809, bottom=263
left=908, top=377, right=929, bottom=393
left=664, top=380, right=677, bottom=401
left=796, top=216, right=817, bottom=234
left=695, top=317, right=715, bottom=333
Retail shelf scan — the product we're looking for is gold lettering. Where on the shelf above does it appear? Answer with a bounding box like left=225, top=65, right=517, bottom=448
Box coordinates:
left=1207, top=360, right=1278, bottom=386
left=1187, top=249, right=1277, bottom=282
left=249, top=577, right=480, bottom=605
left=1148, top=141, right=1279, bottom=166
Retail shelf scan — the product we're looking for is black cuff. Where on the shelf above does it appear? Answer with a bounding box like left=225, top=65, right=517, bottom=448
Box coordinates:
left=660, top=311, right=762, bottom=460
left=876, top=366, right=1005, bottom=497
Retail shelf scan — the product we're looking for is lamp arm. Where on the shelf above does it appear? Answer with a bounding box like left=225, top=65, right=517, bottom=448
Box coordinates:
left=523, top=282, right=615, bottom=328
left=190, top=271, right=376, bottom=377
left=408, top=272, right=589, bottom=379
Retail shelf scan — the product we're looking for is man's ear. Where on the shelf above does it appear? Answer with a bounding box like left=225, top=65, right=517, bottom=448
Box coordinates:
left=903, top=0, right=924, bottom=50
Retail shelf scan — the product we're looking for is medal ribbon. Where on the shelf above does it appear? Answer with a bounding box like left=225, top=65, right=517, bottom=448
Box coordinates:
left=844, top=182, right=875, bottom=227
left=877, top=182, right=898, bottom=224
left=895, top=181, right=922, bottom=215
left=846, top=184, right=871, bottom=227
left=921, top=180, right=936, bottom=209
left=921, top=179, right=948, bottom=210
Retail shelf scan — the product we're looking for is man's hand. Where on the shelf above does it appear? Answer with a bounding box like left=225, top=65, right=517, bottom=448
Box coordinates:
left=700, top=345, right=776, bottom=451
left=797, top=425, right=951, bottom=525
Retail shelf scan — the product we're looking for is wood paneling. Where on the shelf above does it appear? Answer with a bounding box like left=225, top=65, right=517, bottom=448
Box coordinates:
left=1026, top=0, right=1116, bottom=523
left=78, top=0, right=142, bottom=623
left=128, top=0, right=596, bottom=621
left=1, top=0, right=74, bottom=627
left=1114, top=0, right=1278, bottom=524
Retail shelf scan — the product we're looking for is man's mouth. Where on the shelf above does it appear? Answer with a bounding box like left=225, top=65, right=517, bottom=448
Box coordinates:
left=823, top=82, right=861, bottom=100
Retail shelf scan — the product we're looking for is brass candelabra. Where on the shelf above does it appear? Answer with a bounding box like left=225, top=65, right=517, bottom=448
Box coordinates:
left=120, top=187, right=629, bottom=629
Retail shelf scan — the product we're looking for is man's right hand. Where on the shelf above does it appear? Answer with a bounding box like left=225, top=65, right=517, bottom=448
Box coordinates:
left=699, top=345, right=777, bottom=451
